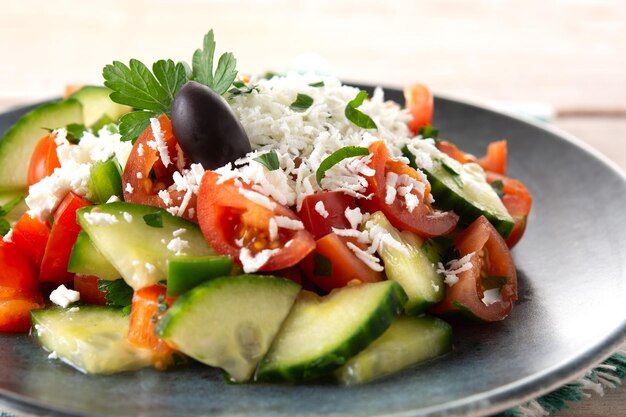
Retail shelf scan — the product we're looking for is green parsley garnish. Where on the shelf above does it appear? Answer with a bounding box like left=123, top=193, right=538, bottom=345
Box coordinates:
left=308, top=81, right=325, bottom=88
left=316, top=146, right=370, bottom=186
left=98, top=279, right=134, bottom=311
left=143, top=211, right=164, bottom=228
left=482, top=275, right=511, bottom=290
left=490, top=179, right=505, bottom=198
left=290, top=94, right=314, bottom=112
left=419, top=125, right=440, bottom=141
left=192, top=30, right=238, bottom=95
left=254, top=150, right=280, bottom=171
left=345, top=91, right=377, bottom=129
left=228, top=81, right=258, bottom=98
left=65, top=123, right=88, bottom=143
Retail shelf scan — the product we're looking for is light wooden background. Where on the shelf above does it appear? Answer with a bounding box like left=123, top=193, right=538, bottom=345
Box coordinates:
left=1, top=1, right=625, bottom=416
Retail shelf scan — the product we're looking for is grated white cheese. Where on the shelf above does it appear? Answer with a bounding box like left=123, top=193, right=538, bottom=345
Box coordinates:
left=106, top=195, right=121, bottom=203
left=344, top=207, right=364, bottom=229
left=167, top=237, right=189, bottom=255
left=239, top=188, right=276, bottom=211
left=83, top=212, right=119, bottom=225
left=273, top=216, right=304, bottom=230
left=437, top=252, right=476, bottom=286
left=49, top=284, right=80, bottom=308
left=158, top=190, right=172, bottom=205
left=125, top=183, right=134, bottom=194
left=172, top=228, right=187, bottom=237
left=150, top=118, right=171, bottom=167
left=123, top=212, right=133, bottom=223
left=239, top=247, right=280, bottom=273
left=314, top=201, right=329, bottom=218
left=137, top=143, right=144, bottom=157
left=346, top=242, right=384, bottom=272
left=482, top=288, right=502, bottom=306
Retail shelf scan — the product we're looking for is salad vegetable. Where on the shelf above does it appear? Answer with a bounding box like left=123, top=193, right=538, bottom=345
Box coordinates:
left=0, top=29, right=533, bottom=384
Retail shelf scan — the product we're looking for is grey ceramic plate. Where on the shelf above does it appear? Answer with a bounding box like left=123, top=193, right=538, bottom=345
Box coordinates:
left=1, top=88, right=625, bottom=417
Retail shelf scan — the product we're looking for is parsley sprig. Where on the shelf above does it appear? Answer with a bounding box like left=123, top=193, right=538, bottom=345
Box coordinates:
left=103, top=30, right=238, bottom=142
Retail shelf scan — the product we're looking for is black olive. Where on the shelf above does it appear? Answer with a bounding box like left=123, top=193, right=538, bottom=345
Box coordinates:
left=171, top=81, right=251, bottom=169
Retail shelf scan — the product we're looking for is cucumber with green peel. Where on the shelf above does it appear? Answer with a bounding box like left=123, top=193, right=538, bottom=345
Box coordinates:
left=31, top=306, right=156, bottom=374
left=424, top=156, right=514, bottom=237
left=88, top=157, right=123, bottom=204
left=0, top=191, right=27, bottom=224
left=68, top=230, right=120, bottom=280
left=155, top=275, right=301, bottom=382
left=0, top=99, right=83, bottom=192
left=69, top=85, right=131, bottom=127
left=76, top=202, right=215, bottom=290
left=256, top=280, right=407, bottom=382
left=335, top=315, right=453, bottom=385
left=166, top=255, right=234, bottom=296
left=365, top=211, right=444, bottom=315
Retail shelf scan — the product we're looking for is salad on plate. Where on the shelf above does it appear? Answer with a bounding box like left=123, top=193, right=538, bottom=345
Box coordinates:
left=0, top=30, right=532, bottom=384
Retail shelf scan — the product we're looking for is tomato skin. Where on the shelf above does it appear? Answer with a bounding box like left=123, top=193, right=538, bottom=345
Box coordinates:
left=437, top=140, right=476, bottom=164
left=486, top=172, right=532, bottom=248
left=0, top=240, right=39, bottom=293
left=11, top=213, right=50, bottom=269
left=197, top=171, right=315, bottom=272
left=300, top=233, right=383, bottom=292
left=39, top=192, right=91, bottom=283
left=73, top=275, right=107, bottom=305
left=28, top=133, right=61, bottom=186
left=122, top=114, right=196, bottom=222
left=479, top=140, right=507, bottom=175
left=404, top=84, right=434, bottom=135
left=297, top=192, right=356, bottom=239
left=128, top=285, right=174, bottom=369
left=430, top=216, right=517, bottom=321
left=360, top=141, right=458, bottom=238
left=0, top=296, right=44, bottom=333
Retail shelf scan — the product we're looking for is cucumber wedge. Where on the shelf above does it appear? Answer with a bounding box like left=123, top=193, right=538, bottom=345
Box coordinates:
left=0, top=191, right=27, bottom=224
left=77, top=202, right=214, bottom=289
left=68, top=230, right=120, bottom=280
left=335, top=315, right=452, bottom=385
left=31, top=306, right=156, bottom=374
left=69, top=85, right=131, bottom=127
left=156, top=275, right=300, bottom=382
left=365, top=211, right=444, bottom=314
left=256, top=280, right=407, bottom=382
left=0, top=99, right=83, bottom=192
left=423, top=155, right=514, bottom=238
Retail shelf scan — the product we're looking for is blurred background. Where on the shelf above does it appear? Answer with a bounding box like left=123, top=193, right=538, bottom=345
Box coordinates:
left=0, top=2, right=625, bottom=414
left=1, top=0, right=625, bottom=172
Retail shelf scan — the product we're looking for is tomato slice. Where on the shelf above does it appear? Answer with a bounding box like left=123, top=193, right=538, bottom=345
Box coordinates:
left=0, top=295, right=44, bottom=333
left=39, top=192, right=91, bottom=283
left=11, top=213, right=50, bottom=269
left=486, top=172, right=532, bottom=248
left=297, top=192, right=356, bottom=239
left=122, top=114, right=196, bottom=222
left=27, top=132, right=61, bottom=186
left=430, top=216, right=517, bottom=321
left=0, top=240, right=39, bottom=293
left=73, top=275, right=107, bottom=305
left=300, top=233, right=383, bottom=292
left=479, top=140, right=507, bottom=175
left=404, top=84, right=434, bottom=135
left=437, top=140, right=476, bottom=164
left=360, top=141, right=458, bottom=238
left=197, top=171, right=315, bottom=272
left=128, top=284, right=174, bottom=369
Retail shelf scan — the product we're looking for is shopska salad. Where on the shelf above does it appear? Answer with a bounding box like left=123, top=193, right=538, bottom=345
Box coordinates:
left=0, top=30, right=532, bottom=384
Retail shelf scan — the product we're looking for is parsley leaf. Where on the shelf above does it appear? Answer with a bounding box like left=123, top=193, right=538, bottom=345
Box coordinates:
left=345, top=91, right=377, bottom=129
left=228, top=81, right=258, bottom=99
left=153, top=59, right=190, bottom=101
left=290, top=94, right=314, bottom=112
left=254, top=150, right=280, bottom=171
left=65, top=123, right=87, bottom=143
left=118, top=111, right=157, bottom=142
left=98, top=279, right=134, bottom=309
left=316, top=146, right=370, bottom=186
left=143, top=211, right=164, bottom=228
left=0, top=219, right=10, bottom=236
left=419, top=125, right=440, bottom=140
left=192, top=30, right=238, bottom=95
left=309, top=81, right=325, bottom=87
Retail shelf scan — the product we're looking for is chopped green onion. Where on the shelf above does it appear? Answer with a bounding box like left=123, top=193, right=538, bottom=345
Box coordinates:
left=316, top=146, right=370, bottom=186
left=345, top=91, right=377, bottom=129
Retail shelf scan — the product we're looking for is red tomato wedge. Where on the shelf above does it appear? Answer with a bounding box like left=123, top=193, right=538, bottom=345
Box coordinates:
left=197, top=171, right=315, bottom=272
left=122, top=114, right=196, bottom=222
left=404, top=84, right=434, bottom=135
left=27, top=132, right=61, bottom=186
left=430, top=216, right=517, bottom=321
left=128, top=285, right=174, bottom=369
left=0, top=287, right=44, bottom=333
left=486, top=172, right=533, bottom=248
left=479, top=140, right=507, bottom=175
left=297, top=191, right=356, bottom=239
left=437, top=140, right=476, bottom=164
left=0, top=240, right=39, bottom=293
left=11, top=213, right=50, bottom=269
left=73, top=275, right=107, bottom=305
left=39, top=192, right=90, bottom=283
left=360, top=141, right=458, bottom=238
left=300, top=233, right=383, bottom=292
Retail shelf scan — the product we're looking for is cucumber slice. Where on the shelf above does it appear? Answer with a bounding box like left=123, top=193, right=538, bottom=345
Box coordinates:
left=365, top=211, right=444, bottom=315
left=156, top=275, right=300, bottom=382
left=76, top=202, right=215, bottom=290
left=256, top=280, right=407, bottom=382
left=335, top=315, right=452, bottom=385
left=69, top=85, right=131, bottom=127
left=88, top=157, right=123, bottom=204
left=68, top=230, right=120, bottom=280
left=0, top=99, right=83, bottom=192
left=423, top=155, right=514, bottom=238
left=0, top=191, right=27, bottom=224
left=31, top=306, right=156, bottom=374
left=166, top=255, right=234, bottom=296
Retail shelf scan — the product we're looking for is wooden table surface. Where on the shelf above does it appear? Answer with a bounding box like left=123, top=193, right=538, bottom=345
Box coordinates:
left=1, top=1, right=625, bottom=416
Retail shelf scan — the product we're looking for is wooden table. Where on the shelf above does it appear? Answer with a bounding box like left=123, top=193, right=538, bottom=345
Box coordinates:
left=1, top=1, right=625, bottom=415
